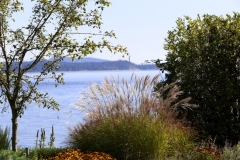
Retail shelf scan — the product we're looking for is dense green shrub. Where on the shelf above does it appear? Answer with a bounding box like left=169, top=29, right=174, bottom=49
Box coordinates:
left=0, top=150, right=27, bottom=160
left=155, top=13, right=240, bottom=146
left=35, top=148, right=65, bottom=159
left=164, top=140, right=222, bottom=160
left=184, top=150, right=220, bottom=160
left=0, top=126, right=11, bottom=150
left=67, top=116, right=195, bottom=160
left=221, top=142, right=240, bottom=160
left=66, top=74, right=197, bottom=159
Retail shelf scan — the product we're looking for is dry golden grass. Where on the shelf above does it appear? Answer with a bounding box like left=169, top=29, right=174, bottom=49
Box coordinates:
left=74, top=74, right=197, bottom=125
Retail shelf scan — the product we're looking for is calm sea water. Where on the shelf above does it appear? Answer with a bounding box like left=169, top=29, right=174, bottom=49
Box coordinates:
left=1, top=70, right=161, bottom=148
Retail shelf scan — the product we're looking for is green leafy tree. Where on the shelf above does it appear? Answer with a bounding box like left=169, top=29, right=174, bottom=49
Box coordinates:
left=0, top=0, right=127, bottom=151
left=155, top=13, right=240, bottom=146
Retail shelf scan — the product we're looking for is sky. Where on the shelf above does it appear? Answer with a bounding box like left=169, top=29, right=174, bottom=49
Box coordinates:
left=9, top=0, right=240, bottom=64
left=86, top=0, right=240, bottom=64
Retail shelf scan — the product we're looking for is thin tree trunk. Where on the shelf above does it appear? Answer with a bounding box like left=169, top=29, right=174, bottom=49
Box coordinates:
left=11, top=108, right=18, bottom=152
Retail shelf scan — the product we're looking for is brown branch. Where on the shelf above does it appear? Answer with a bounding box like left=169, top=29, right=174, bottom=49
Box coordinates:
left=22, top=1, right=74, bottom=73
left=16, top=0, right=61, bottom=66
left=12, top=1, right=62, bottom=102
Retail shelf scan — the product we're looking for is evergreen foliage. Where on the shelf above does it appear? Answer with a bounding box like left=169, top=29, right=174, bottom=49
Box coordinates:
left=155, top=13, right=240, bottom=146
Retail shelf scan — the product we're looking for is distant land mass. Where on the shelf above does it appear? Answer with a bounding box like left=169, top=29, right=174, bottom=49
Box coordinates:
left=13, top=57, right=158, bottom=72
left=48, top=57, right=110, bottom=63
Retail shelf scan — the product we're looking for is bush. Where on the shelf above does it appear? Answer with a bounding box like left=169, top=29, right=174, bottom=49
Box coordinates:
left=221, top=142, right=240, bottom=160
left=35, top=148, right=65, bottom=159
left=66, top=74, right=197, bottom=159
left=165, top=140, right=222, bottom=160
left=0, top=150, right=28, bottom=160
left=68, top=116, right=196, bottom=159
left=0, top=126, right=11, bottom=150
left=156, top=13, right=240, bottom=146
left=184, top=150, right=220, bottom=160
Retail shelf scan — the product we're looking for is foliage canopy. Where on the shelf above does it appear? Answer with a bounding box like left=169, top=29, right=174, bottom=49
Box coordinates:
left=155, top=13, right=240, bottom=146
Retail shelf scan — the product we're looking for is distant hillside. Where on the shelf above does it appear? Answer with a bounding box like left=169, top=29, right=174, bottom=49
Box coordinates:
left=57, top=60, right=158, bottom=71
left=48, top=57, right=109, bottom=63
left=10, top=58, right=158, bottom=72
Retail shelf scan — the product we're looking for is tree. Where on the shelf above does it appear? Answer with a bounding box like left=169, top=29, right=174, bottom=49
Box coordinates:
left=155, top=13, right=240, bottom=146
left=0, top=0, right=127, bottom=151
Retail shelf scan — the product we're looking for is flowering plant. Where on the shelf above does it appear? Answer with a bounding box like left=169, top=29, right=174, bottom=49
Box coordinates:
left=196, top=147, right=221, bottom=160
left=42, top=149, right=116, bottom=160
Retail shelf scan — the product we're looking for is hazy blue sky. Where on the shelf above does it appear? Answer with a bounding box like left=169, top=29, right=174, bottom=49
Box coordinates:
left=11, top=1, right=240, bottom=64
left=86, top=0, right=240, bottom=64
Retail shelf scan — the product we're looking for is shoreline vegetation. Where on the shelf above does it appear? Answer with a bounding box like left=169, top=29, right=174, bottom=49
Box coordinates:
left=1, top=74, right=240, bottom=159
left=2, top=84, right=237, bottom=157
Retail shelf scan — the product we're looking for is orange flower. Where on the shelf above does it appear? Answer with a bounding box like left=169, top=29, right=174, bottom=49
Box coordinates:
left=43, top=149, right=116, bottom=160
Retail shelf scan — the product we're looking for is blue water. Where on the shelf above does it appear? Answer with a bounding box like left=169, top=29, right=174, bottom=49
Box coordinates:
left=0, top=70, right=161, bottom=148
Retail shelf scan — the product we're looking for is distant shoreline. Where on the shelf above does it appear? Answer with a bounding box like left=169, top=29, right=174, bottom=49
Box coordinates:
left=27, top=69, right=159, bottom=73
left=27, top=59, right=158, bottom=72
left=9, top=57, right=158, bottom=72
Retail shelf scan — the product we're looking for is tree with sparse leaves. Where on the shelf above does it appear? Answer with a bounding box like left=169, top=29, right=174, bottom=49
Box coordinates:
left=0, top=0, right=127, bottom=151
left=155, top=13, right=240, bottom=146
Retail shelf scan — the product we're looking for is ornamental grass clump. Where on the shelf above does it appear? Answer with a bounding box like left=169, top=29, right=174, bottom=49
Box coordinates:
left=221, top=142, right=240, bottom=159
left=0, top=126, right=11, bottom=150
left=66, top=74, right=198, bottom=159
